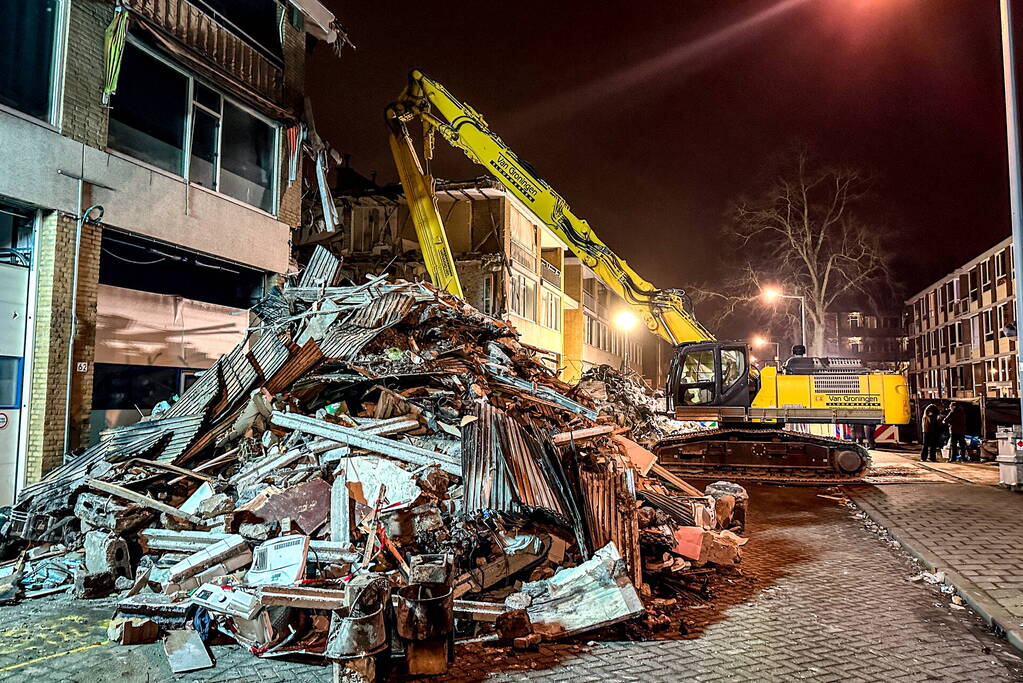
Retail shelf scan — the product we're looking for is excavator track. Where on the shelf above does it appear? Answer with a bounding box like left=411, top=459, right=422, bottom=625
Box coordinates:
left=653, top=426, right=871, bottom=485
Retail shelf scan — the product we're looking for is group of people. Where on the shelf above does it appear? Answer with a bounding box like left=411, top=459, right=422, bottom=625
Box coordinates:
left=920, top=401, right=973, bottom=462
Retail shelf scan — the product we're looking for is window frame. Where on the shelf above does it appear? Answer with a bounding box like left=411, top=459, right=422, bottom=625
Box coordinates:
left=0, top=0, right=69, bottom=127
left=113, top=37, right=281, bottom=215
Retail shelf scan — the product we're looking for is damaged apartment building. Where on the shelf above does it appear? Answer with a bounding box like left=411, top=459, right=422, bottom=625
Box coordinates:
left=296, top=175, right=674, bottom=387
left=0, top=0, right=344, bottom=506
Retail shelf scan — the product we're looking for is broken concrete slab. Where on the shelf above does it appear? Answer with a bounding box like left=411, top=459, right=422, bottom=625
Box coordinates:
left=508, top=542, right=644, bottom=639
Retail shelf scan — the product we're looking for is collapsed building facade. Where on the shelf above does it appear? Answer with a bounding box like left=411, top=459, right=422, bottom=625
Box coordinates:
left=0, top=0, right=345, bottom=506
left=0, top=251, right=749, bottom=678
left=295, top=175, right=676, bottom=388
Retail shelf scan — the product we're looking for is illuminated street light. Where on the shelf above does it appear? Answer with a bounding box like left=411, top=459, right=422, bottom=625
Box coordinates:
left=751, top=335, right=780, bottom=365
left=614, top=310, right=639, bottom=372
left=614, top=310, right=638, bottom=331
left=760, top=286, right=807, bottom=351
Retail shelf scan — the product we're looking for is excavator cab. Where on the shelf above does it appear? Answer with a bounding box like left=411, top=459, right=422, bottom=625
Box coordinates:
left=666, top=341, right=758, bottom=409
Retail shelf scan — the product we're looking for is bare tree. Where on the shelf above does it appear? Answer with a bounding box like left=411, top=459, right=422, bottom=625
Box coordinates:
left=704, top=146, right=895, bottom=356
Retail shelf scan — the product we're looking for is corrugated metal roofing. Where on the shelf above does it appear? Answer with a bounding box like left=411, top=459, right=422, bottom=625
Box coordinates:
left=580, top=466, right=642, bottom=587
left=298, top=245, right=341, bottom=288
left=460, top=402, right=570, bottom=522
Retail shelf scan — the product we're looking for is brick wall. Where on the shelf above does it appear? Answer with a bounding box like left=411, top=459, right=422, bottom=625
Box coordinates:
left=62, top=0, right=111, bottom=148
left=70, top=220, right=101, bottom=450
left=277, top=19, right=306, bottom=229
left=23, top=212, right=101, bottom=482
left=25, top=214, right=75, bottom=480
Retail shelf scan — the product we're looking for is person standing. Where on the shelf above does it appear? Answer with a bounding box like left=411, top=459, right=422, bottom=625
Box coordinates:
left=943, top=402, right=968, bottom=463
left=920, top=403, right=941, bottom=462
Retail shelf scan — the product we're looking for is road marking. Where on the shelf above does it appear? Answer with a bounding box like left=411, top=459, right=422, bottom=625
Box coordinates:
left=0, top=641, right=107, bottom=673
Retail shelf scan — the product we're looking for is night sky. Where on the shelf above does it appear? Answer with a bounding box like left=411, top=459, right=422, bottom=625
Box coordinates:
left=308, top=0, right=1014, bottom=323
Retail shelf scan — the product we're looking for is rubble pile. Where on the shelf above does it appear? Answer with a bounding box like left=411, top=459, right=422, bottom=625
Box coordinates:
left=575, top=364, right=700, bottom=447
left=0, top=247, right=749, bottom=679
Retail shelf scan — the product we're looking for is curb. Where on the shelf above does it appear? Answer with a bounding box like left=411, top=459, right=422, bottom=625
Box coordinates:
left=845, top=488, right=1023, bottom=655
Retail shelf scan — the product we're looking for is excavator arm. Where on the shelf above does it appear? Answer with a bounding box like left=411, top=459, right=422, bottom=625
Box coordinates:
left=387, top=70, right=714, bottom=345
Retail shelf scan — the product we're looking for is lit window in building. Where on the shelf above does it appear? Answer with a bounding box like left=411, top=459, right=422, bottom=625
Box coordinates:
left=0, top=0, right=62, bottom=122
left=109, top=43, right=279, bottom=213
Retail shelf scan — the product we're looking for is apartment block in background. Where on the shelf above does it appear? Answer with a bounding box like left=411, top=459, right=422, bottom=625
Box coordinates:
left=905, top=236, right=1017, bottom=399
left=306, top=177, right=665, bottom=385
left=823, top=310, right=908, bottom=371
left=0, top=0, right=340, bottom=505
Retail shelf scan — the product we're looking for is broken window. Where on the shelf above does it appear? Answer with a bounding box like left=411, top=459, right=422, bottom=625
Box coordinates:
left=0, top=203, right=34, bottom=267
left=109, top=43, right=189, bottom=174
left=0, top=0, right=62, bottom=121
left=109, top=41, right=279, bottom=212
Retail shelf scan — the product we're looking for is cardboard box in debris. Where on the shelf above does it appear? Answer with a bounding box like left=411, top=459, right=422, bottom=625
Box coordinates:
left=0, top=247, right=749, bottom=674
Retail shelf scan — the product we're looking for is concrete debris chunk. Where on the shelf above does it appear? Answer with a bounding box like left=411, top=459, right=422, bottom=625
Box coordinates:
left=5, top=274, right=751, bottom=679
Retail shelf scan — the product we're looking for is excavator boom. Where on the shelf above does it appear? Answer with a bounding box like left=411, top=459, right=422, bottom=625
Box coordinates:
left=389, top=70, right=713, bottom=345
left=388, top=69, right=911, bottom=483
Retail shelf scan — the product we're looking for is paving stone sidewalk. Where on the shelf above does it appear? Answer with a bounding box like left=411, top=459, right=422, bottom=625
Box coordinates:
left=847, top=479, right=1023, bottom=653
left=1, top=486, right=1019, bottom=682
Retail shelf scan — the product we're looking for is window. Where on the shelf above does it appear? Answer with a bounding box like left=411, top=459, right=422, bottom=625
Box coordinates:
left=91, top=363, right=185, bottom=411
left=109, top=42, right=279, bottom=212
left=0, top=203, right=34, bottom=267
left=481, top=274, right=495, bottom=316
left=0, top=356, right=21, bottom=409
left=981, top=260, right=991, bottom=287
left=109, top=44, right=189, bottom=174
left=220, top=101, right=275, bottom=212
left=969, top=268, right=978, bottom=301
left=721, top=349, right=746, bottom=390
left=189, top=84, right=221, bottom=189
left=509, top=271, right=536, bottom=320
left=983, top=309, right=995, bottom=342
left=996, top=249, right=1008, bottom=279
left=848, top=312, right=862, bottom=328
left=0, top=0, right=62, bottom=122
left=541, top=290, right=561, bottom=330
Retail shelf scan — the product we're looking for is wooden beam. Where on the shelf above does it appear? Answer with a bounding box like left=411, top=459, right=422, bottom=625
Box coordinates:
left=649, top=464, right=704, bottom=497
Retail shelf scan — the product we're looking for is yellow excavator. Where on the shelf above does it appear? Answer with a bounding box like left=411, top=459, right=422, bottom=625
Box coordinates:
left=386, top=70, right=910, bottom=481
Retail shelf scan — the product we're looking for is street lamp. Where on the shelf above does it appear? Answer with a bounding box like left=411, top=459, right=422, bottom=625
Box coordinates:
left=761, top=286, right=807, bottom=351
left=614, top=310, right=638, bottom=372
left=751, top=335, right=781, bottom=366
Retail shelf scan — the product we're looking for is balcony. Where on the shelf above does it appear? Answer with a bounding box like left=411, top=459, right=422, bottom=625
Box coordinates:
left=540, top=259, right=561, bottom=288
left=510, top=240, right=537, bottom=271
left=123, top=0, right=284, bottom=104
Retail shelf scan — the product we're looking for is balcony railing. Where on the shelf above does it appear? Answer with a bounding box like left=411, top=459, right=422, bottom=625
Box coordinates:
left=510, top=240, right=536, bottom=271
left=124, top=0, right=283, bottom=103
left=540, top=259, right=561, bottom=288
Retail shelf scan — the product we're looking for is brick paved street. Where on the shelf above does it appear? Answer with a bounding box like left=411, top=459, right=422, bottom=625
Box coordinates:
left=848, top=471, right=1023, bottom=653
left=1, top=485, right=1020, bottom=682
